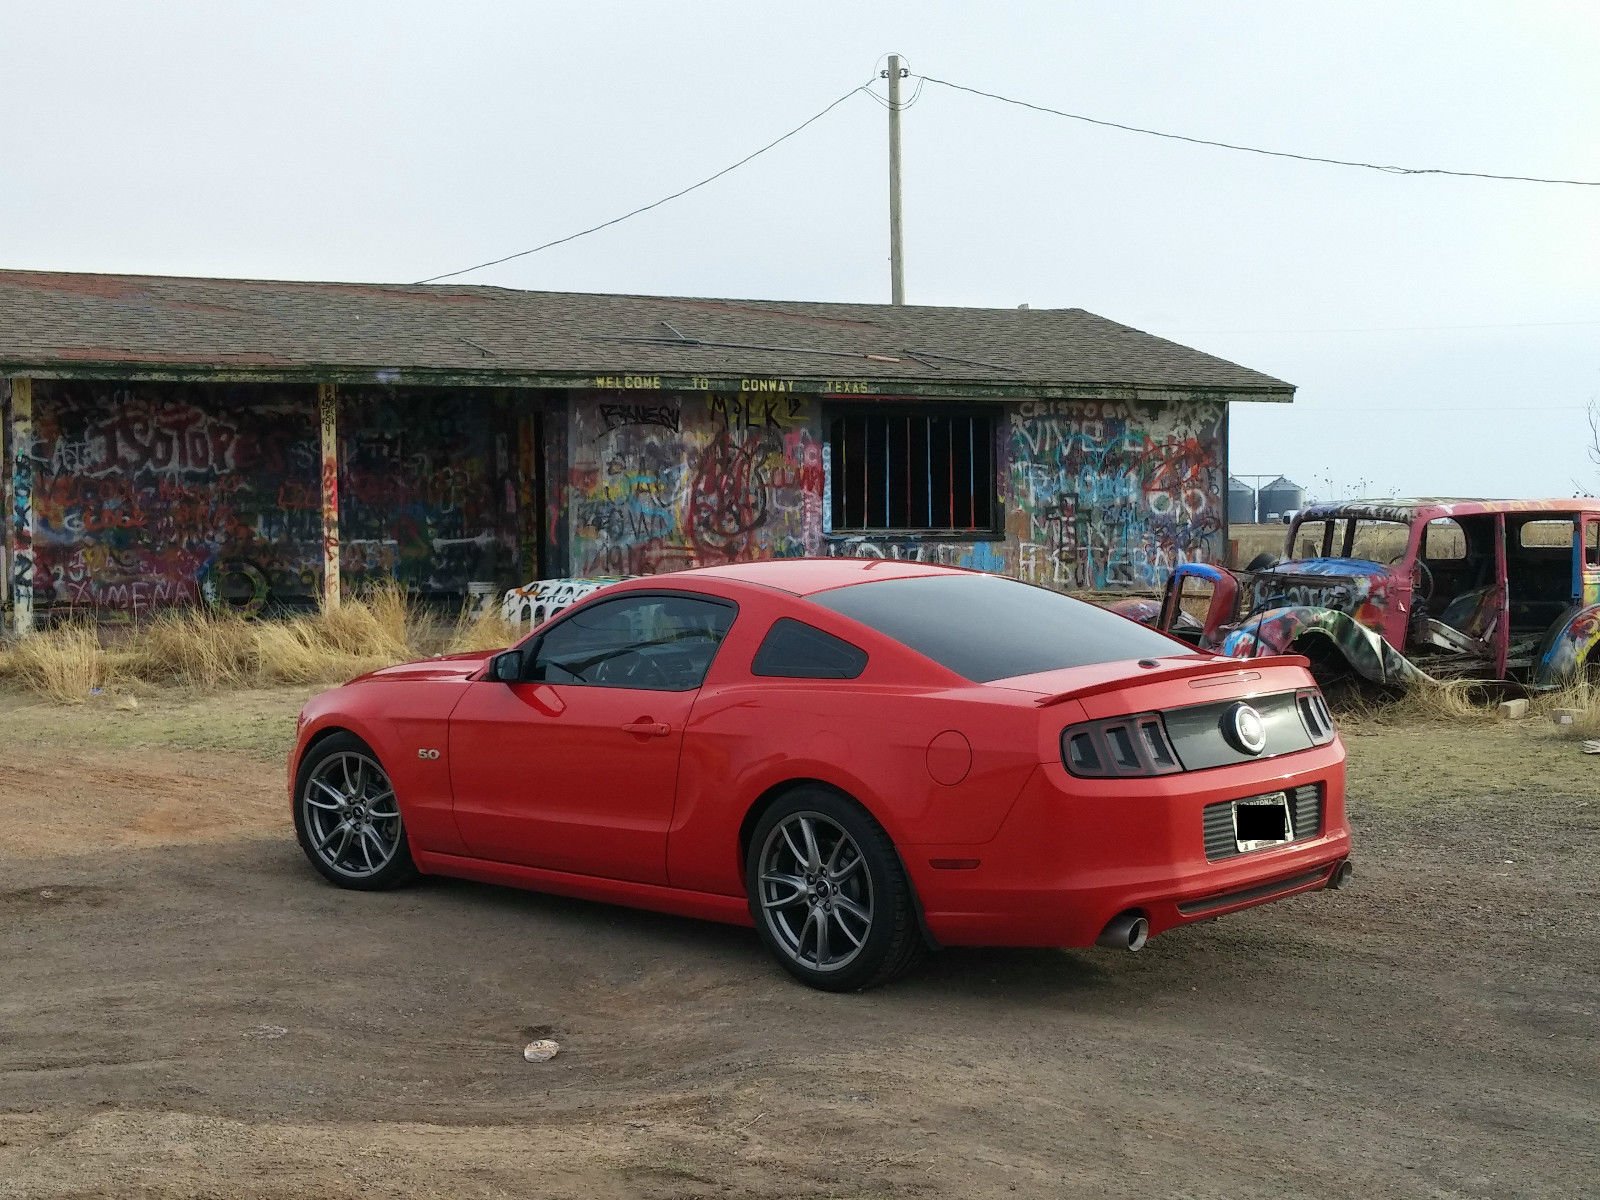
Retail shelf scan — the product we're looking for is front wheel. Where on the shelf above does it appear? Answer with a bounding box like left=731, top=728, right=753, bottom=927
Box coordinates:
left=293, top=733, right=418, bottom=891
left=746, top=788, right=925, bottom=992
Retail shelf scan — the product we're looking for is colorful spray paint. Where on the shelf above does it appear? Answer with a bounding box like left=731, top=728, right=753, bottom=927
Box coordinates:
left=1009, top=398, right=1226, bottom=590
left=9, top=378, right=34, bottom=633
left=318, top=382, right=340, bottom=609
left=568, top=391, right=823, bottom=575
left=22, top=381, right=316, bottom=614
left=334, top=387, right=512, bottom=596
left=561, top=391, right=1227, bottom=591
left=18, top=380, right=524, bottom=616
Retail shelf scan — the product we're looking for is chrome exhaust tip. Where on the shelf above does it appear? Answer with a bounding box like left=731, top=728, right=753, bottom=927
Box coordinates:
left=1097, top=911, right=1149, bottom=952
left=1328, top=861, right=1354, bottom=890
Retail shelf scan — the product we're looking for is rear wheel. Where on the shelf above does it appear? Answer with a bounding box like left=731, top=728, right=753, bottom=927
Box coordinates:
left=293, top=733, right=418, bottom=891
left=746, top=788, right=925, bottom=992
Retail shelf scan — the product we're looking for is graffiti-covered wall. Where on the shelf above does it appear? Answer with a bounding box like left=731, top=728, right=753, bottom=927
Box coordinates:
left=568, top=390, right=824, bottom=575
left=4, top=377, right=1228, bottom=619
left=564, top=390, right=1223, bottom=592
left=336, top=386, right=525, bottom=594
left=26, top=380, right=323, bottom=611
left=1008, top=398, right=1225, bottom=589
left=16, top=380, right=541, bottom=615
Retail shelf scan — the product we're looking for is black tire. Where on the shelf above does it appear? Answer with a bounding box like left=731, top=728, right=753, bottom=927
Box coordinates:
left=745, top=787, right=926, bottom=992
left=293, top=732, right=419, bottom=891
left=1244, top=552, right=1280, bottom=571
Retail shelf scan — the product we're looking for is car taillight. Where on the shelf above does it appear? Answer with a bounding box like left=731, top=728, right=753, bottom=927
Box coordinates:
left=1061, top=713, right=1183, bottom=778
left=1296, top=689, right=1336, bottom=745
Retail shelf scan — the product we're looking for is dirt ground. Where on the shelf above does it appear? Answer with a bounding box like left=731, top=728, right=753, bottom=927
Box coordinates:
left=1, top=688, right=1596, bottom=1199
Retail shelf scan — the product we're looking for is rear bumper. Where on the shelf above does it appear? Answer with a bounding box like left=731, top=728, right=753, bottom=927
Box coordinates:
left=908, top=741, right=1351, bottom=948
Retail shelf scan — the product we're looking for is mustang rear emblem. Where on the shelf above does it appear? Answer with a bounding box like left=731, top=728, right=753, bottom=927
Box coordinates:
left=1224, top=703, right=1268, bottom=756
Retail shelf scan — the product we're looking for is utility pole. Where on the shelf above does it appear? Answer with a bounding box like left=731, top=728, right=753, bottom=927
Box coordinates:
left=885, top=54, right=906, bottom=304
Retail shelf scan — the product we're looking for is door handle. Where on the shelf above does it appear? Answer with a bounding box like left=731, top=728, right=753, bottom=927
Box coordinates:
left=621, top=719, right=672, bottom=738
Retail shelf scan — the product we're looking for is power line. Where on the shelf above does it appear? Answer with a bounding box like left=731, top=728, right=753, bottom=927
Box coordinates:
left=1280, top=404, right=1593, bottom=414
left=414, top=80, right=875, bottom=285
left=1161, top=318, right=1600, bottom=335
left=915, top=73, right=1600, bottom=187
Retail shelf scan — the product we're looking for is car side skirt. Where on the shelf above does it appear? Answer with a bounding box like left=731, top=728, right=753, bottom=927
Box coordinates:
left=411, top=850, right=754, bottom=928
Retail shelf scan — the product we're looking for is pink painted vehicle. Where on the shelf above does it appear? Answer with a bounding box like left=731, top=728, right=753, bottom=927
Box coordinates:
left=1140, top=499, right=1600, bottom=691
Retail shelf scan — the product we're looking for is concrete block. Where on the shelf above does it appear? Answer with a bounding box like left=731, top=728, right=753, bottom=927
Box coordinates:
left=1551, top=708, right=1579, bottom=727
left=1497, top=699, right=1530, bottom=721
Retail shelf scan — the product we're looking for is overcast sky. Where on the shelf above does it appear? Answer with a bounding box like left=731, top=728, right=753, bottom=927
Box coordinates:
left=3, top=1, right=1596, bottom=500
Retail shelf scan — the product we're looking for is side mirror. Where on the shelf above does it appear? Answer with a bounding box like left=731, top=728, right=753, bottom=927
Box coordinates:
left=489, top=648, right=525, bottom=683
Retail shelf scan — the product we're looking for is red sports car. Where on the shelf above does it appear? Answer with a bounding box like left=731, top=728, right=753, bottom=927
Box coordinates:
left=291, top=560, right=1352, bottom=991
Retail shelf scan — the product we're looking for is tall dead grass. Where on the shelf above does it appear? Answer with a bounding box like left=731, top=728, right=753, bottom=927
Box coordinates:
left=1540, top=677, right=1600, bottom=739
left=0, top=622, right=105, bottom=704
left=444, top=607, right=519, bottom=655
left=0, top=584, right=512, bottom=702
left=128, top=609, right=258, bottom=687
left=1353, top=675, right=1600, bottom=740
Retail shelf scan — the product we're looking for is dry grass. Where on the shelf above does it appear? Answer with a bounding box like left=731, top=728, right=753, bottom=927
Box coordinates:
left=1538, top=677, right=1600, bottom=739
left=125, top=609, right=257, bottom=688
left=1336, top=675, right=1600, bottom=744
left=0, top=622, right=105, bottom=704
left=314, top=589, right=412, bottom=662
left=251, top=619, right=394, bottom=686
left=0, top=586, right=514, bottom=703
left=444, top=607, right=519, bottom=655
left=1231, top=524, right=1292, bottom=566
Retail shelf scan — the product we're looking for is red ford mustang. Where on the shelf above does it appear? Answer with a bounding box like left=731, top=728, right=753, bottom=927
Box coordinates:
left=290, top=560, right=1352, bottom=991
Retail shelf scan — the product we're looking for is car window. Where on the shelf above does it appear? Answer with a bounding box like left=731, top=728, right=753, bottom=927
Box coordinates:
left=751, top=618, right=868, bottom=679
left=1421, top=519, right=1466, bottom=561
left=1344, top=519, right=1410, bottom=563
left=530, top=594, right=734, bottom=690
left=810, top=573, right=1182, bottom=683
left=1290, top=519, right=1333, bottom=559
left=1518, top=519, right=1574, bottom=550
left=1587, top=520, right=1600, bottom=567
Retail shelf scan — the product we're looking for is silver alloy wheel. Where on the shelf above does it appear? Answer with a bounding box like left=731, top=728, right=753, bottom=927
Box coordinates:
left=757, top=811, right=875, bottom=973
left=300, top=751, right=402, bottom=879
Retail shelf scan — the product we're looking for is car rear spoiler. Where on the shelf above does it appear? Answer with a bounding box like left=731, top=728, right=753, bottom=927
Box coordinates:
left=1033, top=654, right=1312, bottom=708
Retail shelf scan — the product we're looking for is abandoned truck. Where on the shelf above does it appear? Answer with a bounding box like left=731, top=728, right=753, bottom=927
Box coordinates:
left=1138, top=499, right=1600, bottom=691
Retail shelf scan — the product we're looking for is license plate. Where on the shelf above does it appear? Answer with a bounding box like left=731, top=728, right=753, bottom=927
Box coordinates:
left=1233, top=792, right=1294, bottom=852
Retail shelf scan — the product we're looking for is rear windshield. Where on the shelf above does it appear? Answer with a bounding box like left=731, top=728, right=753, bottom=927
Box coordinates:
left=808, top=573, right=1183, bottom=682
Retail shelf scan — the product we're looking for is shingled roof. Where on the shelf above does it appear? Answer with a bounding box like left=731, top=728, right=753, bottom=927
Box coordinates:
left=0, top=269, right=1292, bottom=399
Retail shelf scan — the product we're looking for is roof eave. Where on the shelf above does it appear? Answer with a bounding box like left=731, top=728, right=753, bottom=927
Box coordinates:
left=0, top=358, right=1294, bottom=403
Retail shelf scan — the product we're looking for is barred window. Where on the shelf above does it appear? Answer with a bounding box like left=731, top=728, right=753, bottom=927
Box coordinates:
left=828, top=411, right=997, bottom=534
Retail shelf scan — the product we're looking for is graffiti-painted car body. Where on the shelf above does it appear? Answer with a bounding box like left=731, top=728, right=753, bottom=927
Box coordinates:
left=1153, top=499, right=1600, bottom=689
left=292, top=559, right=1351, bottom=991
left=501, top=576, right=626, bottom=628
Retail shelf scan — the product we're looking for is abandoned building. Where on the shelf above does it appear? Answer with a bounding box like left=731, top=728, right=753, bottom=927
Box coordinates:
left=0, top=269, right=1293, bottom=632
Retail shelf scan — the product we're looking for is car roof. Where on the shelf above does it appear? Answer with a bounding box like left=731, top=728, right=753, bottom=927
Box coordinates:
left=1297, top=497, right=1600, bottom=523
left=665, top=557, right=970, bottom=597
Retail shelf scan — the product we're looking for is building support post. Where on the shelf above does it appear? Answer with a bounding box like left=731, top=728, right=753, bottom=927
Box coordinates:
left=9, top=377, right=34, bottom=636
left=318, top=382, right=341, bottom=610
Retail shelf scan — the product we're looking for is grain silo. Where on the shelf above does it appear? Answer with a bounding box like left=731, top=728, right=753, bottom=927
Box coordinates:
left=1257, top=476, right=1305, bottom=522
left=1228, top=477, right=1257, bottom=525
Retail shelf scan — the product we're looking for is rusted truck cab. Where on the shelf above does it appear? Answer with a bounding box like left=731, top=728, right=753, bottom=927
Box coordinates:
left=1152, top=499, right=1600, bottom=690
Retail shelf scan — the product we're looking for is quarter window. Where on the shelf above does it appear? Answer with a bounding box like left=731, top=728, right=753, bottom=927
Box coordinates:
left=828, top=410, right=998, bottom=534
left=1518, top=519, right=1574, bottom=550
left=530, top=594, right=734, bottom=690
left=751, top=619, right=868, bottom=679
